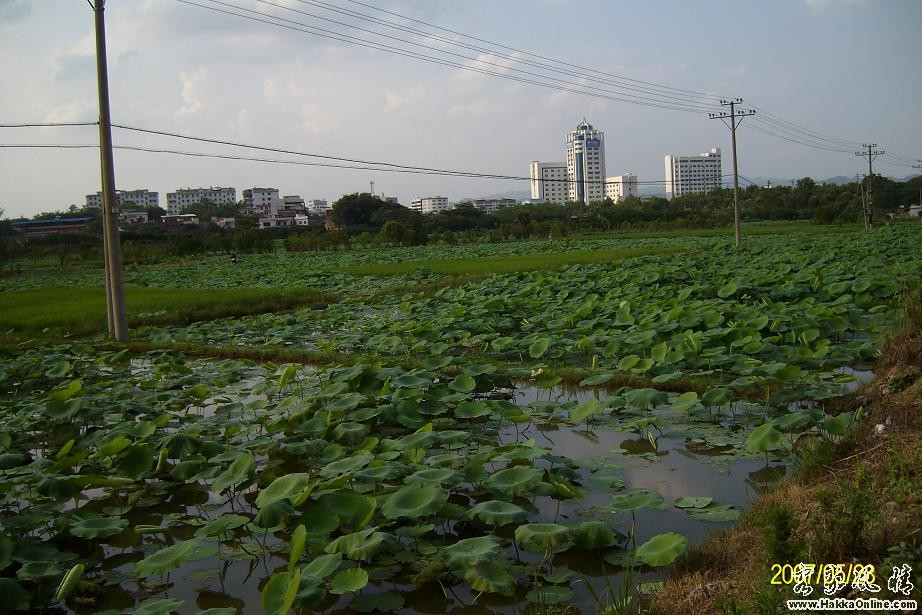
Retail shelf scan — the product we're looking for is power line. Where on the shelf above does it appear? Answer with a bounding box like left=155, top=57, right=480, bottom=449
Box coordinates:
left=176, top=0, right=717, bottom=113
left=2, top=142, right=715, bottom=186
left=0, top=122, right=98, bottom=128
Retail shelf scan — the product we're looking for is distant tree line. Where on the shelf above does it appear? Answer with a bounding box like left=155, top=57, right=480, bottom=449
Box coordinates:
left=2, top=176, right=919, bottom=271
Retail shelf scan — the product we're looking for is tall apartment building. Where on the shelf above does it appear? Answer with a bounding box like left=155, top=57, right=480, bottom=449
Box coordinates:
left=86, top=189, right=159, bottom=210
left=166, top=187, right=236, bottom=215
left=410, top=196, right=451, bottom=215
left=529, top=161, right=568, bottom=204
left=604, top=173, right=639, bottom=203
left=566, top=119, right=606, bottom=204
left=664, top=147, right=722, bottom=199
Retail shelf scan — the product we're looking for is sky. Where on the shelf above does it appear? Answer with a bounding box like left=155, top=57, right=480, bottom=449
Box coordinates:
left=0, top=0, right=920, bottom=218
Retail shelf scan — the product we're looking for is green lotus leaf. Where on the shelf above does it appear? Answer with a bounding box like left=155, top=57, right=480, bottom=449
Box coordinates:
left=745, top=423, right=782, bottom=453
left=515, top=523, right=574, bottom=553
left=194, top=514, right=250, bottom=539
left=0, top=453, right=25, bottom=470
left=579, top=373, right=614, bottom=386
left=255, top=473, right=312, bottom=508
left=54, top=563, right=84, bottom=600
left=302, top=553, right=342, bottom=580
left=324, top=528, right=391, bottom=561
left=701, top=387, right=734, bottom=407
left=670, top=392, right=699, bottom=412
left=717, top=281, right=738, bottom=298
left=685, top=503, right=741, bottom=522
left=391, top=374, right=430, bottom=389
left=135, top=540, right=216, bottom=577
left=468, top=500, right=530, bottom=526
left=464, top=559, right=516, bottom=596
left=441, top=536, right=501, bottom=568
left=406, top=468, right=462, bottom=486
left=448, top=373, right=476, bottom=393
left=529, top=339, right=549, bottom=359
left=288, top=524, right=307, bottom=572
left=328, top=392, right=365, bottom=412
left=822, top=411, right=855, bottom=436
left=772, top=410, right=819, bottom=433
left=625, top=388, right=668, bottom=410
left=212, top=453, right=255, bottom=493
left=484, top=466, right=544, bottom=497
left=349, top=590, right=405, bottom=613
left=381, top=483, right=448, bottom=519
left=673, top=496, right=713, bottom=509
left=0, top=578, right=30, bottom=611
left=318, top=490, right=377, bottom=529
left=635, top=532, right=687, bottom=567
left=262, top=569, right=300, bottom=615
left=70, top=516, right=129, bottom=539
left=253, top=500, right=294, bottom=529
left=17, top=561, right=62, bottom=579
left=609, top=489, right=665, bottom=512
left=117, top=444, right=153, bottom=480
left=618, top=355, right=640, bottom=371
left=330, top=567, right=368, bottom=595
left=571, top=399, right=602, bottom=423
left=571, top=521, right=617, bottom=549
left=454, top=401, right=492, bottom=418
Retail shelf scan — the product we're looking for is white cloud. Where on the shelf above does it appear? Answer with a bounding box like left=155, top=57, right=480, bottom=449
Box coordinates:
left=176, top=68, right=207, bottom=115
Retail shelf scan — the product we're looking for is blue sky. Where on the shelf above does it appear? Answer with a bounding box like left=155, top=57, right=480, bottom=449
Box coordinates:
left=0, top=0, right=920, bottom=217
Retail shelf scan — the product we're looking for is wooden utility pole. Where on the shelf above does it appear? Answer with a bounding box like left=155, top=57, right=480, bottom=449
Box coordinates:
left=709, top=99, right=755, bottom=248
left=92, top=0, right=128, bottom=340
left=855, top=144, right=884, bottom=231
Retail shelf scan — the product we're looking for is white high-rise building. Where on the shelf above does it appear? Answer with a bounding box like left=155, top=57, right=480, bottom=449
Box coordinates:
left=664, top=147, right=722, bottom=199
left=410, top=196, right=451, bottom=214
left=529, top=161, right=568, bottom=204
left=86, top=189, right=159, bottom=210
left=566, top=119, right=606, bottom=204
left=166, top=187, right=236, bottom=215
left=604, top=173, right=639, bottom=203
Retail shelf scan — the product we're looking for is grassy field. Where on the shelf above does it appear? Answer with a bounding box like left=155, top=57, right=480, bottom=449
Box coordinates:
left=337, top=245, right=682, bottom=276
left=0, top=286, right=336, bottom=337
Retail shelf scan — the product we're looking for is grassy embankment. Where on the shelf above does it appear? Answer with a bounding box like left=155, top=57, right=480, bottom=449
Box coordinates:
left=0, top=286, right=336, bottom=339
left=646, top=283, right=922, bottom=614
left=338, top=245, right=681, bottom=276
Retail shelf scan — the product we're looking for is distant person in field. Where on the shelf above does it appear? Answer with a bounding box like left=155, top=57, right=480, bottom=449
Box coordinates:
left=231, top=253, right=237, bottom=264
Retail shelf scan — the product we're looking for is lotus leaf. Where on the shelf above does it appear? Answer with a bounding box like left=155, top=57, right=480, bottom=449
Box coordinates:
left=330, top=567, right=369, bottom=594
left=635, top=532, right=687, bottom=567
left=468, top=500, right=530, bottom=526
left=70, top=517, right=128, bottom=539
left=464, top=559, right=516, bottom=596
left=609, top=489, right=666, bottom=512
left=381, top=483, right=448, bottom=519
left=441, top=535, right=501, bottom=568
left=484, top=466, right=544, bottom=497
left=256, top=473, right=313, bottom=507
left=515, top=523, right=574, bottom=553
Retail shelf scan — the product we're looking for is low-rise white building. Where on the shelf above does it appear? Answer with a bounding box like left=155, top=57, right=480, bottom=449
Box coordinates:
left=258, top=216, right=294, bottom=229
left=162, top=213, right=200, bottom=226
left=664, top=148, right=722, bottom=199
left=86, top=189, right=159, bottom=210
left=119, top=211, right=149, bottom=225
left=294, top=215, right=311, bottom=227
left=306, top=199, right=330, bottom=213
left=469, top=198, right=517, bottom=214
left=213, top=217, right=236, bottom=229
left=243, top=188, right=283, bottom=217
left=166, top=187, right=236, bottom=215
left=529, top=162, right=569, bottom=204
left=410, top=196, right=452, bottom=215
left=604, top=173, right=639, bottom=203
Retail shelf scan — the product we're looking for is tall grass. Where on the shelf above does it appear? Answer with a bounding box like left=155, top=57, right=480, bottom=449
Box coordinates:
left=0, top=286, right=336, bottom=337
left=339, top=246, right=681, bottom=276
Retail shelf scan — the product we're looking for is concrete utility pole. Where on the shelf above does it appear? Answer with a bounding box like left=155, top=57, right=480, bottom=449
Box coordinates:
left=709, top=99, right=755, bottom=248
left=92, top=0, right=128, bottom=340
left=855, top=144, right=884, bottom=231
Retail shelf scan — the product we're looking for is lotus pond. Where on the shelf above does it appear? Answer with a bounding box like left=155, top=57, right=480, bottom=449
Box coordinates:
left=1, top=224, right=921, bottom=614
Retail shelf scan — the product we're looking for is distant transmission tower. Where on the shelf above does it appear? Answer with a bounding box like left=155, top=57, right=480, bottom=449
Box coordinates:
left=854, top=144, right=884, bottom=230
